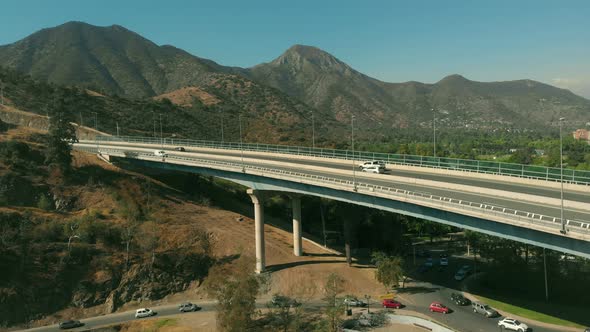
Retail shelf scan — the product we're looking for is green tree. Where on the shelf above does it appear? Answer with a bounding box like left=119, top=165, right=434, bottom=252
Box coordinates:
left=205, top=255, right=260, bottom=332
left=371, top=252, right=404, bottom=290
left=265, top=294, right=302, bottom=332
left=45, top=90, right=77, bottom=173
left=322, top=273, right=344, bottom=332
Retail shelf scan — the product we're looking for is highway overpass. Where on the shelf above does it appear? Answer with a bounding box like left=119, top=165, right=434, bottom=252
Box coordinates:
left=74, top=138, right=590, bottom=271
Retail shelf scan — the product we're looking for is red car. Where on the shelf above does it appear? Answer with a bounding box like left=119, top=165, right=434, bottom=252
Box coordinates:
left=429, top=302, right=450, bottom=314
left=382, top=299, right=402, bottom=309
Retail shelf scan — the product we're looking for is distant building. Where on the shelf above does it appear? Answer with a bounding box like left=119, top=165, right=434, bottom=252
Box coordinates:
left=573, top=129, right=590, bottom=142
left=534, top=149, right=545, bottom=156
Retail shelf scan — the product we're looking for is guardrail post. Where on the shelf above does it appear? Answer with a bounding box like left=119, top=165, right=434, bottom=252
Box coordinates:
left=498, top=163, right=501, bottom=174
left=521, top=165, right=524, bottom=176
left=477, top=160, right=480, bottom=172
left=546, top=168, right=549, bottom=181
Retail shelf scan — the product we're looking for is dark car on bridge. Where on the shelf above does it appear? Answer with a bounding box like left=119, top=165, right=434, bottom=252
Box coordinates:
left=58, top=320, right=84, bottom=329
left=450, top=292, right=470, bottom=305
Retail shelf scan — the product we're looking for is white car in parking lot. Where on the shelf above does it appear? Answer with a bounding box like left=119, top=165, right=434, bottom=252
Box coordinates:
left=498, top=318, right=529, bottom=331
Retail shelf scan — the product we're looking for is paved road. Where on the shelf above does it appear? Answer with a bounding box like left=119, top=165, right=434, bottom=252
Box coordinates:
left=80, top=142, right=590, bottom=223
left=17, top=302, right=218, bottom=332
left=90, top=141, right=590, bottom=203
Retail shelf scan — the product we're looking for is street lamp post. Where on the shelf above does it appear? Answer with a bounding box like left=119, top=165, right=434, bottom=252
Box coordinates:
left=239, top=114, right=245, bottom=172
left=116, top=121, right=120, bottom=137
left=152, top=112, right=156, bottom=139
left=432, top=108, right=437, bottom=158
left=220, top=110, right=224, bottom=142
left=559, top=117, right=566, bottom=234
left=312, top=111, right=315, bottom=149
left=93, top=112, right=99, bottom=152
left=351, top=115, right=357, bottom=191
left=159, top=113, right=163, bottom=148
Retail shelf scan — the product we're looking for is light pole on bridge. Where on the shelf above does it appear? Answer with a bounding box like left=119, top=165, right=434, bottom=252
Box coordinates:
left=239, top=114, right=245, bottom=172
left=559, top=117, right=566, bottom=235
left=159, top=113, right=163, bottom=148
left=220, top=109, right=224, bottom=142
left=432, top=108, right=437, bottom=158
left=312, top=110, right=315, bottom=149
left=351, top=114, right=357, bottom=191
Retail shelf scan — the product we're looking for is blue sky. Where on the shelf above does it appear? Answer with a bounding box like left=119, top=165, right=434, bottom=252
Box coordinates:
left=1, top=0, right=589, bottom=97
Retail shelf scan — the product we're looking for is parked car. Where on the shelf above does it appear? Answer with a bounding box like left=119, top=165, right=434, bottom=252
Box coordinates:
left=271, top=294, right=300, bottom=307
left=498, top=318, right=529, bottom=331
left=174, top=147, right=186, bottom=152
left=154, top=150, right=168, bottom=158
left=429, top=302, right=450, bottom=314
left=425, top=257, right=433, bottom=267
left=135, top=308, right=156, bottom=318
left=454, top=265, right=472, bottom=281
left=343, top=296, right=367, bottom=307
left=179, top=302, right=201, bottom=312
left=58, top=320, right=84, bottom=329
left=382, top=299, right=402, bottom=309
left=440, top=257, right=449, bottom=266
left=472, top=302, right=499, bottom=317
left=418, top=264, right=430, bottom=273
left=450, top=292, right=470, bottom=306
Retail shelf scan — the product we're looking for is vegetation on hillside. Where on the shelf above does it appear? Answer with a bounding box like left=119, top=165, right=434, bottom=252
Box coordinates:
left=0, top=130, right=215, bottom=326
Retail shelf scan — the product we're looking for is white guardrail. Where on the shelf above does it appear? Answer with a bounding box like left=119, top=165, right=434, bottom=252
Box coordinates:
left=76, top=145, right=590, bottom=236
left=94, top=136, right=590, bottom=186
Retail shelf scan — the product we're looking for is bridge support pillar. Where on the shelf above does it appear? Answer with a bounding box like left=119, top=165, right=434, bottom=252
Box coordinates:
left=292, top=196, right=302, bottom=256
left=247, top=189, right=265, bottom=274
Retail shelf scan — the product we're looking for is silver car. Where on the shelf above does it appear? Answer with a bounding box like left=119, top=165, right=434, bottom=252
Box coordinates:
left=472, top=302, right=498, bottom=317
left=179, top=302, right=201, bottom=312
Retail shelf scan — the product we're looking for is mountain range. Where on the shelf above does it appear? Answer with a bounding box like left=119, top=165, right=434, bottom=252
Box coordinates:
left=0, top=21, right=589, bottom=133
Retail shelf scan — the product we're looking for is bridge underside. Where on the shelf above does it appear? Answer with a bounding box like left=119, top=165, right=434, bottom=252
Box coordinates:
left=123, top=158, right=590, bottom=259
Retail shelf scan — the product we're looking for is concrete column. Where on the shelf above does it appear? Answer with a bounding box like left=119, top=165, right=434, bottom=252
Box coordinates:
left=247, top=189, right=265, bottom=273
left=292, top=196, right=302, bottom=256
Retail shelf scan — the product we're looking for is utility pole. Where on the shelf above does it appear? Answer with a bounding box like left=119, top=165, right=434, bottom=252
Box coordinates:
left=559, top=117, right=566, bottom=234
left=351, top=115, right=357, bottom=191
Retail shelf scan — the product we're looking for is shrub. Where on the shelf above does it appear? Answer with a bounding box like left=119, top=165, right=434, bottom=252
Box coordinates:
left=37, top=195, right=52, bottom=211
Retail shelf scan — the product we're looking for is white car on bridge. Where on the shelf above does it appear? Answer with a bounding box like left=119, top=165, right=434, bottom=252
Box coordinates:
left=359, top=161, right=386, bottom=173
